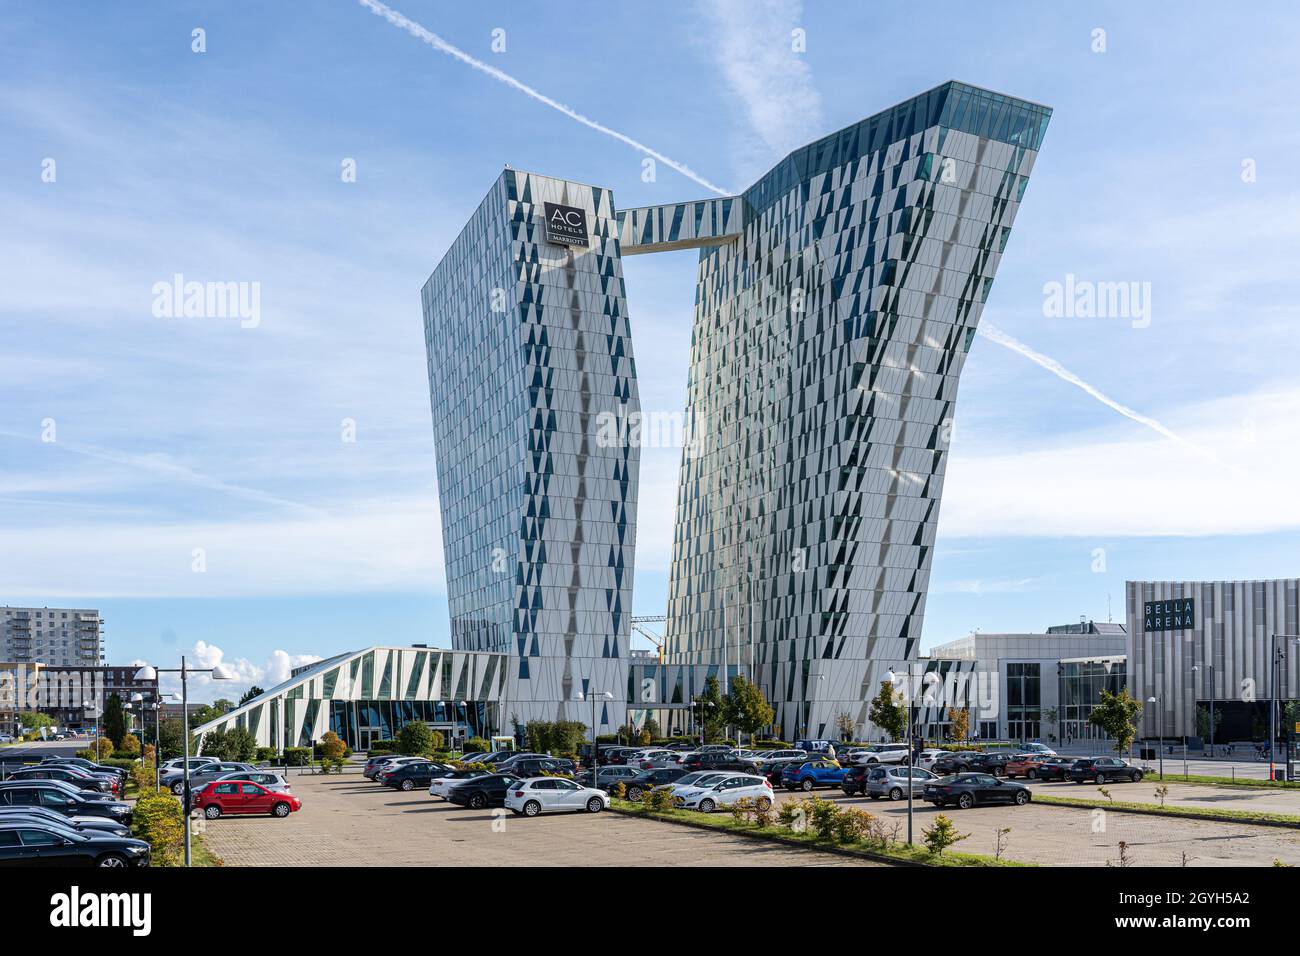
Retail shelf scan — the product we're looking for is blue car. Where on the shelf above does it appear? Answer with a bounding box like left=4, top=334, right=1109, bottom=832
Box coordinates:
left=781, top=759, right=847, bottom=792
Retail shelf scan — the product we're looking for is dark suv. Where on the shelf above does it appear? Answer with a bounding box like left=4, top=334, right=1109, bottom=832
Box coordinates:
left=622, top=767, right=689, bottom=800
left=681, top=751, right=750, bottom=773
left=1067, top=757, right=1143, bottom=784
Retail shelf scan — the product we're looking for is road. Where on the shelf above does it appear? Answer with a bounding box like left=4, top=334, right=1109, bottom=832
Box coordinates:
left=0, top=738, right=82, bottom=775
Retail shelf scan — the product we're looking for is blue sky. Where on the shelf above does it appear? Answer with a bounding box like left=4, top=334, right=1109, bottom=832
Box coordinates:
left=3, top=2, right=1299, bottom=700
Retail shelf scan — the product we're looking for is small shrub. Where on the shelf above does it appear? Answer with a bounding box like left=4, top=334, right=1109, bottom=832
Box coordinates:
left=254, top=747, right=280, bottom=763
left=1154, top=784, right=1169, bottom=807
left=778, top=798, right=810, bottom=831
left=132, top=789, right=185, bottom=866
left=612, top=782, right=627, bottom=800
left=118, top=734, right=142, bottom=757
left=729, top=796, right=756, bottom=824
left=922, top=814, right=969, bottom=856
left=463, top=736, right=491, bottom=754
left=832, top=807, right=876, bottom=844
left=649, top=786, right=676, bottom=813
left=805, top=795, right=841, bottom=840
left=282, top=747, right=311, bottom=767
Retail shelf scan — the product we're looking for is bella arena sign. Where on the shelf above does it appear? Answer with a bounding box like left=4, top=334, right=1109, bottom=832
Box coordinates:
left=542, top=202, right=588, bottom=246
left=1144, top=598, right=1196, bottom=632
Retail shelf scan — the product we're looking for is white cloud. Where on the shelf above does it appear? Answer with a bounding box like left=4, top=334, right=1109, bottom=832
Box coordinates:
left=145, top=641, right=324, bottom=704
left=940, top=387, right=1300, bottom=538
left=701, top=0, right=823, bottom=180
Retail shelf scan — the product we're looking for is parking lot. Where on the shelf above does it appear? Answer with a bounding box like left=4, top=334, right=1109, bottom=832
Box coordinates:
left=196, top=772, right=881, bottom=867
left=194, top=766, right=1300, bottom=868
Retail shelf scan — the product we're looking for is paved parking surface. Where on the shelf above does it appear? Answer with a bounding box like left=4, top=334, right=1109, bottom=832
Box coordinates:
left=197, top=774, right=879, bottom=867
left=772, top=786, right=1300, bottom=866
left=1024, top=777, right=1300, bottom=816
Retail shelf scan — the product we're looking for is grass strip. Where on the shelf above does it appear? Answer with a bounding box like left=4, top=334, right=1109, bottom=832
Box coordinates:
left=608, top=799, right=1031, bottom=867
left=1034, top=794, right=1300, bottom=827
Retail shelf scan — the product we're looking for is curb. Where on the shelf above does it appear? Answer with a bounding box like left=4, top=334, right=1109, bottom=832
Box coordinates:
left=1032, top=797, right=1300, bottom=829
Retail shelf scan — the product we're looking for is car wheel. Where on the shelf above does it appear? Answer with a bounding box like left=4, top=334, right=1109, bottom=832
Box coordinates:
left=627, top=787, right=643, bottom=801
left=699, top=798, right=716, bottom=813
left=171, top=782, right=184, bottom=795
left=401, top=780, right=414, bottom=791
left=523, top=800, right=541, bottom=817
left=1027, top=769, right=1038, bottom=779
left=757, top=796, right=772, bottom=811
left=1132, top=771, right=1143, bottom=782
left=469, top=793, right=487, bottom=810
left=801, top=779, right=814, bottom=792
left=1095, top=774, right=1105, bottom=785
left=204, top=805, right=222, bottom=819
left=957, top=793, right=974, bottom=810
left=1014, top=789, right=1030, bottom=805
left=889, top=787, right=904, bottom=801
left=97, top=853, right=128, bottom=868
left=272, top=802, right=291, bottom=817
left=586, top=796, right=604, bottom=813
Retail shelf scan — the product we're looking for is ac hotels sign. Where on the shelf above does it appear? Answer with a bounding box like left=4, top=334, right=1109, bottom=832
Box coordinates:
left=542, top=202, right=588, bottom=246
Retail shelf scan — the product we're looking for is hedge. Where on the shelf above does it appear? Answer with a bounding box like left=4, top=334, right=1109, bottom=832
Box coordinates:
left=281, top=747, right=311, bottom=766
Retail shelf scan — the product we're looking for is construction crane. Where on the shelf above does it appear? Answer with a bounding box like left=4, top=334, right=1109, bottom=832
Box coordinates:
left=630, top=615, right=667, bottom=662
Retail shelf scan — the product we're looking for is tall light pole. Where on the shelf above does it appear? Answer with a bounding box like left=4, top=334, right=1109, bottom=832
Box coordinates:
left=80, top=700, right=100, bottom=751
left=130, top=692, right=173, bottom=792
left=1147, top=694, right=1163, bottom=780
left=574, top=689, right=612, bottom=770
left=885, top=667, right=915, bottom=846
left=134, top=659, right=236, bottom=867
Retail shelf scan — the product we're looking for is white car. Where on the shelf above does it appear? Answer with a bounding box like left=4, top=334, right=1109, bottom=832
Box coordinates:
left=856, top=744, right=911, bottom=764
left=675, top=773, right=774, bottom=812
left=1021, top=743, right=1057, bottom=756
left=663, top=771, right=729, bottom=796
left=505, top=777, right=609, bottom=816
left=915, top=749, right=949, bottom=771
left=628, top=749, right=681, bottom=769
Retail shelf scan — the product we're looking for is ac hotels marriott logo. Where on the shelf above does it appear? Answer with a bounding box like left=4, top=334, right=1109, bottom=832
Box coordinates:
left=542, top=201, right=588, bottom=246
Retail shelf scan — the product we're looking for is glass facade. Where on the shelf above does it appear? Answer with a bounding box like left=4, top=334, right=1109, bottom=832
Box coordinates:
left=1006, top=662, right=1042, bottom=741
left=1060, top=659, right=1127, bottom=742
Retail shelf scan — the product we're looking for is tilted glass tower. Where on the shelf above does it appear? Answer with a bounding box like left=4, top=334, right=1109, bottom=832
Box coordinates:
left=421, top=171, right=639, bottom=732
left=644, top=82, right=1051, bottom=740
left=423, top=82, right=1050, bottom=741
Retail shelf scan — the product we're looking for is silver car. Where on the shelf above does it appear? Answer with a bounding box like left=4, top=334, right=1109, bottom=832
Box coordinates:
left=194, top=769, right=291, bottom=794
left=862, top=765, right=936, bottom=801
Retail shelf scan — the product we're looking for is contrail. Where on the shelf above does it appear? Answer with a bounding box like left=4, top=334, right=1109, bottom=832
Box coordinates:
left=0, top=429, right=324, bottom=516
left=976, top=322, right=1240, bottom=474
left=356, top=0, right=733, bottom=197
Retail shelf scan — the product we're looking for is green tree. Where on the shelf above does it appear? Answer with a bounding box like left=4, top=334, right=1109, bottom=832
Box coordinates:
left=119, top=733, right=142, bottom=757
left=239, top=686, right=265, bottom=706
left=550, top=721, right=587, bottom=756
left=226, top=726, right=257, bottom=761
left=102, top=693, right=127, bottom=749
left=947, top=707, right=970, bottom=743
left=922, top=814, right=969, bottom=856
left=693, top=676, right=727, bottom=742
left=1088, top=688, right=1144, bottom=754
left=524, top=720, right=551, bottom=754
left=1195, top=705, right=1223, bottom=744
left=642, top=716, right=661, bottom=739
left=725, top=675, right=775, bottom=742
left=397, top=720, right=436, bottom=756
left=157, top=717, right=195, bottom=760
left=200, top=727, right=230, bottom=759
left=18, top=712, right=55, bottom=731
left=868, top=680, right=907, bottom=741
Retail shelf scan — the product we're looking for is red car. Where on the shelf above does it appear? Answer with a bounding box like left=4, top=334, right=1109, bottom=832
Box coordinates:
left=194, top=781, right=302, bottom=819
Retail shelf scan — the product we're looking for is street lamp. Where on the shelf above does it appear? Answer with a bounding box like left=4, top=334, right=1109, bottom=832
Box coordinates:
left=885, top=667, right=916, bottom=846
left=130, top=692, right=175, bottom=792
left=1147, top=695, right=1163, bottom=780
left=574, top=690, right=613, bottom=771
left=134, top=658, right=236, bottom=867
left=80, top=700, right=100, bottom=750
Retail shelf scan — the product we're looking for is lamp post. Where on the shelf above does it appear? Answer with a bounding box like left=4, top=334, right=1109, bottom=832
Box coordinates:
left=80, top=700, right=100, bottom=751
left=130, top=692, right=171, bottom=792
left=885, top=667, right=916, bottom=846
left=1147, top=695, right=1163, bottom=780
left=575, top=690, right=613, bottom=771
left=134, top=658, right=236, bottom=867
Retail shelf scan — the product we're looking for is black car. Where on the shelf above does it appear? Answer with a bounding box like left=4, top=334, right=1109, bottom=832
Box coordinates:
left=1067, top=757, right=1144, bottom=784
left=495, top=756, right=576, bottom=777
left=0, top=783, right=133, bottom=823
left=966, top=752, right=1016, bottom=777
left=5, top=765, right=118, bottom=794
left=447, top=773, right=522, bottom=809
left=381, top=761, right=455, bottom=791
left=840, top=765, right=871, bottom=795
left=1030, top=757, right=1075, bottom=781
left=930, top=752, right=980, bottom=775
left=0, top=806, right=132, bottom=838
left=681, top=752, right=750, bottom=773
left=923, top=773, right=1031, bottom=809
left=598, top=747, right=638, bottom=766
left=0, top=822, right=150, bottom=867
left=622, top=767, right=689, bottom=800
left=40, top=757, right=129, bottom=783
